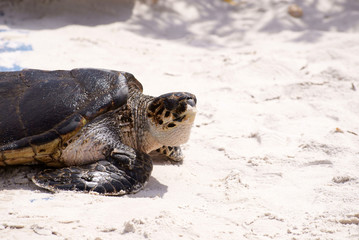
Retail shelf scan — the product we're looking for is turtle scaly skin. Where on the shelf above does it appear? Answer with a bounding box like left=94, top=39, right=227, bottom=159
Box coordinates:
left=0, top=69, right=197, bottom=195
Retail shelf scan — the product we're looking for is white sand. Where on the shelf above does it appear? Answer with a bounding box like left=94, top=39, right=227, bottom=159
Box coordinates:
left=1, top=0, right=359, bottom=239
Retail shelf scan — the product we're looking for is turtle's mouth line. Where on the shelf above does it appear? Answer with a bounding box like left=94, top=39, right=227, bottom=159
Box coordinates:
left=181, top=106, right=197, bottom=123
left=185, top=105, right=197, bottom=116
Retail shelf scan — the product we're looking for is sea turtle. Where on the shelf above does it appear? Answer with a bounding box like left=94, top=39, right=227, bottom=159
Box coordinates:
left=0, top=68, right=197, bottom=195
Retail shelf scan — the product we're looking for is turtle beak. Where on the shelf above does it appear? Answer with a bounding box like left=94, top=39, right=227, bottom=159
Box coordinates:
left=184, top=95, right=197, bottom=119
left=182, top=93, right=197, bottom=108
left=186, top=97, right=196, bottom=107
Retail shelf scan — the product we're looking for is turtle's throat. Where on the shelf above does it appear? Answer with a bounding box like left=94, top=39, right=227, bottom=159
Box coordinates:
left=127, top=90, right=161, bottom=153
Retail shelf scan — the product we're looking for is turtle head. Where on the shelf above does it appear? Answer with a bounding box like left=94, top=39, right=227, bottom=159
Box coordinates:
left=147, top=92, right=197, bottom=146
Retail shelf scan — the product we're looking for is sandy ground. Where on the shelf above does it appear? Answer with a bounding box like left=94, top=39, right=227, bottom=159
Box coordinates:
left=1, top=0, right=359, bottom=239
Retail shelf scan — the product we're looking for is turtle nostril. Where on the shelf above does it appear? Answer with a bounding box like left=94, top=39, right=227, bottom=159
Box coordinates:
left=186, top=98, right=196, bottom=107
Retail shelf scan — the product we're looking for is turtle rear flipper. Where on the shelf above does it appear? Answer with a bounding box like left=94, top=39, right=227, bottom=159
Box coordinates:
left=32, top=150, right=153, bottom=195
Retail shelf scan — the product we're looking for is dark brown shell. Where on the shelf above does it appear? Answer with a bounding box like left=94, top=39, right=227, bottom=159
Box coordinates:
left=0, top=68, right=142, bottom=166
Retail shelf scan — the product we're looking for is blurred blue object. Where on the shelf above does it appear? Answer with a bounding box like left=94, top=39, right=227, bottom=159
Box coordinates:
left=0, top=64, right=22, bottom=71
left=0, top=29, right=33, bottom=71
left=0, top=42, right=33, bottom=53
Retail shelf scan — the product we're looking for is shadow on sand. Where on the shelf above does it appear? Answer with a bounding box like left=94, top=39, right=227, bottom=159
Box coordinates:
left=0, top=0, right=135, bottom=29
left=0, top=165, right=40, bottom=191
left=0, top=154, right=172, bottom=198
left=258, top=0, right=359, bottom=42
left=1, top=0, right=359, bottom=45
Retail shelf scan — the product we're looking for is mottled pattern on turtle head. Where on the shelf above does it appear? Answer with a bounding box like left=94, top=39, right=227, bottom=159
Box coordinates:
left=147, top=92, right=197, bottom=146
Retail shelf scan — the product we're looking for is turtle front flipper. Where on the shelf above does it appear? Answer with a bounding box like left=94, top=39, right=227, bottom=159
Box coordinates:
left=32, top=149, right=152, bottom=195
left=156, top=146, right=184, bottom=162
